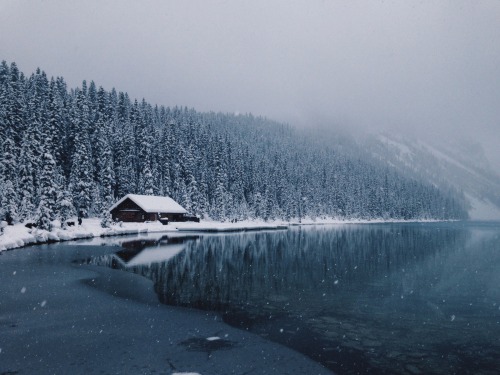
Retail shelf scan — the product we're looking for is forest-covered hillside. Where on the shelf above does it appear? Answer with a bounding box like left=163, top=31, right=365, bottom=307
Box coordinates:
left=0, top=62, right=469, bottom=229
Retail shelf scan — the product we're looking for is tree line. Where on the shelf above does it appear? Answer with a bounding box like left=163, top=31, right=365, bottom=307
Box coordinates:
left=0, top=61, right=469, bottom=229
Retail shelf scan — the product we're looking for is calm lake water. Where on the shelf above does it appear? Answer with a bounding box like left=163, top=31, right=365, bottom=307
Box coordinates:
left=90, top=222, right=500, bottom=374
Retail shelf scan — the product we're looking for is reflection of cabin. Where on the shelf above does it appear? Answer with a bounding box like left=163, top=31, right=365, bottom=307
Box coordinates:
left=110, top=194, right=188, bottom=223
left=108, top=235, right=198, bottom=268
left=113, top=243, right=187, bottom=267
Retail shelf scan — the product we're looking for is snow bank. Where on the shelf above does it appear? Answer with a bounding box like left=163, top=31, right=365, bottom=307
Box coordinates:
left=172, top=216, right=444, bottom=233
left=0, top=218, right=293, bottom=252
left=0, top=219, right=293, bottom=251
left=0, top=216, right=450, bottom=252
left=0, top=218, right=177, bottom=252
left=174, top=220, right=288, bottom=232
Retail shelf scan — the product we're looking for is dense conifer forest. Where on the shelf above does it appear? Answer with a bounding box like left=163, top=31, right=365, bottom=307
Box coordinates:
left=0, top=62, right=469, bottom=229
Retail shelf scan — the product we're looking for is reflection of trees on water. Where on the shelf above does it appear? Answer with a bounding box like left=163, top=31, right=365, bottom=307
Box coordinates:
left=89, top=225, right=467, bottom=312
left=120, top=225, right=467, bottom=312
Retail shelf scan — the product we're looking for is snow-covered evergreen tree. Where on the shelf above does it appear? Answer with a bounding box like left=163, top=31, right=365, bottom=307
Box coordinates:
left=18, top=130, right=36, bottom=220
left=0, top=133, right=19, bottom=223
left=57, top=187, right=75, bottom=229
left=69, top=86, right=94, bottom=217
left=36, top=151, right=58, bottom=230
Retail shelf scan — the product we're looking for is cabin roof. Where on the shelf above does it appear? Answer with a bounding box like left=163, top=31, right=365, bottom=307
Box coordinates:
left=110, top=194, right=187, bottom=214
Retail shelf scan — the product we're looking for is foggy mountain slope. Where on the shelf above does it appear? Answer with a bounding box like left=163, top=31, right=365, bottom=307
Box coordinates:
left=364, top=133, right=500, bottom=219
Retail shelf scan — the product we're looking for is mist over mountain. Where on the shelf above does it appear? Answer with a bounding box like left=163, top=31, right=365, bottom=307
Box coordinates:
left=362, top=133, right=500, bottom=220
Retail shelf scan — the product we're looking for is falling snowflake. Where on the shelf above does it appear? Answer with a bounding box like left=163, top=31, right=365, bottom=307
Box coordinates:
left=451, top=315, right=456, bottom=322
left=40, top=300, right=47, bottom=307
left=21, top=287, right=26, bottom=294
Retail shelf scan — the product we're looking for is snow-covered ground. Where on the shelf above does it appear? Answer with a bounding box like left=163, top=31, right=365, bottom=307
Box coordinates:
left=0, top=216, right=451, bottom=253
left=1, top=218, right=294, bottom=252
left=0, top=219, right=177, bottom=252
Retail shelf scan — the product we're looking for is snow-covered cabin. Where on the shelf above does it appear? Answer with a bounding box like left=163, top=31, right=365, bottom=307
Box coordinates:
left=110, top=194, right=188, bottom=223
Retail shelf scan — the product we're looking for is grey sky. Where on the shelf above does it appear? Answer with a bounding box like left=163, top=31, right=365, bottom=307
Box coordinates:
left=1, top=0, right=499, bottom=166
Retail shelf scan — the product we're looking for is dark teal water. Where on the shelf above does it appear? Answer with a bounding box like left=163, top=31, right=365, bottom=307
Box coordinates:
left=92, top=222, right=500, bottom=374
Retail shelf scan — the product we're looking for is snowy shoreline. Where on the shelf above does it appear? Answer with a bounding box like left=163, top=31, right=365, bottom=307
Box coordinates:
left=0, top=217, right=449, bottom=252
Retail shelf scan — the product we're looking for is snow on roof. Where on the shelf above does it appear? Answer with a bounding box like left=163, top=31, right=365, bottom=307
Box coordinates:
left=109, top=194, right=187, bottom=214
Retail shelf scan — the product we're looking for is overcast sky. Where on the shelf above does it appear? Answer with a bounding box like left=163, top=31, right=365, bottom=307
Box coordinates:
left=1, top=0, right=499, bottom=166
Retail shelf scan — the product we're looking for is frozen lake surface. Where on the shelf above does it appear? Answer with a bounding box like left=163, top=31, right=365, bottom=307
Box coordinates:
left=2, top=222, right=500, bottom=374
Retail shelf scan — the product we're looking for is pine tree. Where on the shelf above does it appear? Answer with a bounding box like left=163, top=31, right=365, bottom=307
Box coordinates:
left=0, top=132, right=19, bottom=223
left=137, top=100, right=155, bottom=195
left=36, top=151, right=58, bottom=230
left=18, top=131, right=36, bottom=220
left=47, top=78, right=64, bottom=160
left=57, top=186, right=75, bottom=229
left=69, top=87, right=94, bottom=217
left=93, top=86, right=115, bottom=222
left=210, top=140, right=229, bottom=221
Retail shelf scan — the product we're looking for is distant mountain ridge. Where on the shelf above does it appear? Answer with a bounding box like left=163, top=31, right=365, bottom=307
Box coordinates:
left=363, top=133, right=500, bottom=220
